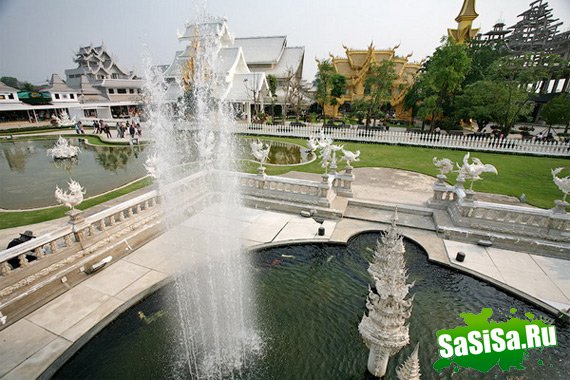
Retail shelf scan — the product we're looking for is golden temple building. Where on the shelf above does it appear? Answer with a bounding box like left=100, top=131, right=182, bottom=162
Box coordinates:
left=448, top=0, right=480, bottom=44
left=328, top=43, right=421, bottom=120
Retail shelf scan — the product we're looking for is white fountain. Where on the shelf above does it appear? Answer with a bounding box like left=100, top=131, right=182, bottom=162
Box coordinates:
left=144, top=13, right=260, bottom=379
left=47, top=136, right=81, bottom=159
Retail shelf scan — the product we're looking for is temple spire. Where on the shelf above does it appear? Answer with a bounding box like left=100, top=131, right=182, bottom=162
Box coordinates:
left=448, top=0, right=480, bottom=44
left=358, top=212, right=414, bottom=377
left=456, top=0, right=478, bottom=22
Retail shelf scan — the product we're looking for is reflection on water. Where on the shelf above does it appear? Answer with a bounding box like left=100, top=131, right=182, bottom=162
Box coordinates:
left=0, top=138, right=149, bottom=209
left=54, top=233, right=570, bottom=379
left=0, top=142, right=36, bottom=172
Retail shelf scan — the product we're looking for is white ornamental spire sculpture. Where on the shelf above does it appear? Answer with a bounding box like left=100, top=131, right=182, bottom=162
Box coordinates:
left=396, top=343, right=421, bottom=380
left=359, top=210, right=414, bottom=378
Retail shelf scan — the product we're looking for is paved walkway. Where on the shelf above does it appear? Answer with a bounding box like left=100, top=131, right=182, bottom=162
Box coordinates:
left=0, top=158, right=569, bottom=378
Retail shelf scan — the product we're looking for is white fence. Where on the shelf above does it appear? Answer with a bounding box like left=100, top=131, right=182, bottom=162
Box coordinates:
left=233, top=123, right=570, bottom=157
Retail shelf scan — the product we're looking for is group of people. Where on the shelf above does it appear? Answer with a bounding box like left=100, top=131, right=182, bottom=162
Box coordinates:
left=91, top=119, right=142, bottom=139
left=74, top=121, right=86, bottom=134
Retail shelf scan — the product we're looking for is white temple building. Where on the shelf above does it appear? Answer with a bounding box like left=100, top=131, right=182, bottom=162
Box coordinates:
left=162, top=17, right=305, bottom=122
left=64, top=43, right=144, bottom=120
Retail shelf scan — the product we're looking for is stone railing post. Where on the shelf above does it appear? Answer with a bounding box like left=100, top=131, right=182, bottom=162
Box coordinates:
left=335, top=165, right=355, bottom=198
left=67, top=209, right=87, bottom=243
left=552, top=200, right=569, bottom=215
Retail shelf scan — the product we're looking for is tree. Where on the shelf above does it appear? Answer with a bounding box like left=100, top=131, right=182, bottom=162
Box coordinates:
left=363, top=60, right=398, bottom=126
left=455, top=80, right=532, bottom=133
left=0, top=76, right=19, bottom=89
left=314, top=59, right=347, bottom=125
left=267, top=74, right=277, bottom=119
left=413, top=40, right=472, bottom=130
left=487, top=55, right=550, bottom=134
left=541, top=94, right=570, bottom=136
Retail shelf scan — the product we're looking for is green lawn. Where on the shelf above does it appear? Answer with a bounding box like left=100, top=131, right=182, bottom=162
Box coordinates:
left=0, top=177, right=153, bottom=230
left=239, top=135, right=569, bottom=210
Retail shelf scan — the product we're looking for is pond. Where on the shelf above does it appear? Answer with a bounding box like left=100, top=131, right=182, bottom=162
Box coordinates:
left=0, top=138, right=150, bottom=209
left=0, top=137, right=313, bottom=209
left=53, top=232, right=570, bottom=379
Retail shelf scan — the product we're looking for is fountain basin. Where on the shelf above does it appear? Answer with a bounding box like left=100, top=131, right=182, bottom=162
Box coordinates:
left=52, top=233, right=569, bottom=379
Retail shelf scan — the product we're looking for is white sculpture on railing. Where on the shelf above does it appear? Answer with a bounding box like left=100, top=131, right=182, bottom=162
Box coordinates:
left=341, top=149, right=361, bottom=166
left=55, top=179, right=86, bottom=210
left=47, top=136, right=81, bottom=159
left=432, top=157, right=454, bottom=176
left=307, top=136, right=319, bottom=152
left=359, top=211, right=414, bottom=378
left=251, top=139, right=271, bottom=169
left=552, top=167, right=570, bottom=202
left=53, top=111, right=76, bottom=127
left=457, top=152, right=498, bottom=190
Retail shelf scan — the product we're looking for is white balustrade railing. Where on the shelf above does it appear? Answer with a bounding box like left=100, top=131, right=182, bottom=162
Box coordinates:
left=441, top=187, right=570, bottom=241
left=0, top=191, right=162, bottom=281
left=233, top=123, right=570, bottom=157
left=238, top=172, right=334, bottom=207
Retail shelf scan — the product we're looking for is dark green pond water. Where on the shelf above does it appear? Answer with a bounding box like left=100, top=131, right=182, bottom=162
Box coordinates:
left=53, top=233, right=569, bottom=379
left=0, top=138, right=150, bottom=209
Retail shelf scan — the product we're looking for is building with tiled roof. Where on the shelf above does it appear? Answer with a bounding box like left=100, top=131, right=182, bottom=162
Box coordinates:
left=163, top=17, right=304, bottom=121
left=41, top=74, right=80, bottom=105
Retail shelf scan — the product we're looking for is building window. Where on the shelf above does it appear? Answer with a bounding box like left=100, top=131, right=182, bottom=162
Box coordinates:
left=70, top=94, right=75, bottom=99
left=112, top=73, right=119, bottom=79
left=8, top=93, right=14, bottom=99
left=54, top=93, right=60, bottom=99
left=137, top=89, right=141, bottom=94
left=108, top=89, right=115, bottom=94
left=129, top=89, right=134, bottom=94
left=0, top=95, right=5, bottom=100
left=117, top=88, right=127, bottom=94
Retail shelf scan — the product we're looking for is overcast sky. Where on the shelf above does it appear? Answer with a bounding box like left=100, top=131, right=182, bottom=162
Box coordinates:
left=1, top=0, right=569, bottom=84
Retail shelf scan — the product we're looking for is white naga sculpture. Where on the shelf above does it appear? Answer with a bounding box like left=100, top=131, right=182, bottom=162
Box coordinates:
left=55, top=179, right=86, bottom=210
left=359, top=211, right=414, bottom=378
left=47, top=136, right=81, bottom=159
left=457, top=152, right=498, bottom=190
left=251, top=139, right=271, bottom=167
left=341, top=149, right=361, bottom=166
left=552, top=167, right=570, bottom=202
left=433, top=157, right=454, bottom=176
left=52, top=111, right=76, bottom=127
